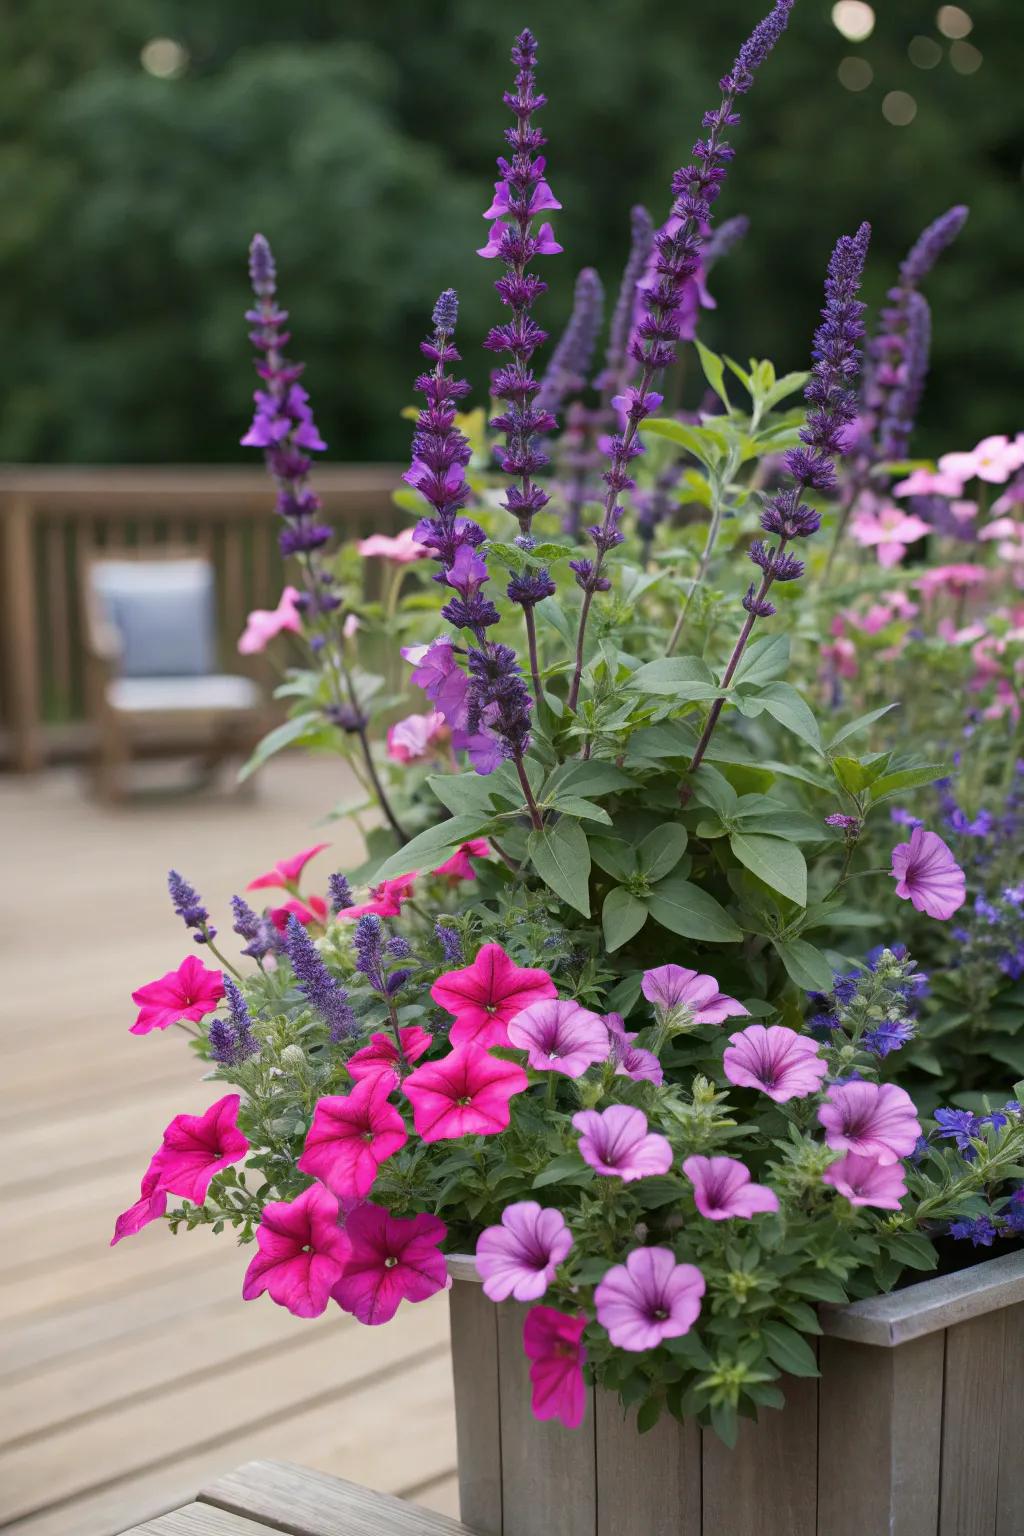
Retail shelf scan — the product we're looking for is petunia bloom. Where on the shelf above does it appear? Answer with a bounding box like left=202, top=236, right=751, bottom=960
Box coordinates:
left=850, top=506, right=931, bottom=567
left=337, top=874, right=418, bottom=922
left=890, top=825, right=966, bottom=920
left=386, top=711, right=448, bottom=764
left=242, top=1183, right=350, bottom=1318
left=346, top=1026, right=432, bottom=1089
left=572, top=1106, right=673, bottom=1182
left=238, top=586, right=303, bottom=654
left=605, top=1013, right=664, bottom=1085
left=723, top=1024, right=828, bottom=1102
left=267, top=895, right=329, bottom=932
left=110, top=1167, right=168, bottom=1246
left=248, top=843, right=329, bottom=892
left=296, top=1077, right=408, bottom=1199
left=822, top=1151, right=908, bottom=1209
left=683, top=1155, right=779, bottom=1221
left=404, top=1044, right=528, bottom=1142
left=475, top=1201, right=573, bottom=1302
left=818, top=1081, right=922, bottom=1166
left=331, top=1202, right=447, bottom=1325
left=641, top=965, right=749, bottom=1025
left=357, top=527, right=430, bottom=563
left=130, top=954, right=225, bottom=1035
left=145, top=1093, right=250, bottom=1203
left=507, top=999, right=609, bottom=1077
left=431, top=943, right=557, bottom=1049
left=522, top=1306, right=588, bottom=1430
left=594, top=1247, right=705, bottom=1352
left=432, top=839, right=492, bottom=883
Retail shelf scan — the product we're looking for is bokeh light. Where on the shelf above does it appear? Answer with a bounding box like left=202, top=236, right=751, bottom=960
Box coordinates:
left=831, top=2, right=875, bottom=43
left=140, top=39, right=189, bottom=79
left=838, top=56, right=873, bottom=91
left=882, top=91, right=918, bottom=126
left=950, top=41, right=983, bottom=74
left=937, top=6, right=973, bottom=39
left=908, top=36, right=943, bottom=69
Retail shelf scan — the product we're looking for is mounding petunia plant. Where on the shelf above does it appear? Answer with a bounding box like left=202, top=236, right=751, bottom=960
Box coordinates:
left=116, top=4, right=1024, bottom=1446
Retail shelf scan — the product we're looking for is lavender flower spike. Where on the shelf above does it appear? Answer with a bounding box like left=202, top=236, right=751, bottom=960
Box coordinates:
left=900, top=204, right=970, bottom=289
left=597, top=205, right=655, bottom=405
left=169, top=869, right=215, bottom=943
left=537, top=267, right=605, bottom=419
left=209, top=976, right=259, bottom=1066
left=284, top=914, right=358, bottom=1041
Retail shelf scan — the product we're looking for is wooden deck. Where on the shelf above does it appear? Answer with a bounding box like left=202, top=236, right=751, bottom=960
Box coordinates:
left=0, top=758, right=457, bottom=1535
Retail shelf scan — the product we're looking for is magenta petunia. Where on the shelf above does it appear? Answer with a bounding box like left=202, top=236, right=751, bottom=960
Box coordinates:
left=641, top=964, right=749, bottom=1025
left=723, top=1024, right=828, bottom=1103
left=242, top=1183, right=350, bottom=1318
left=337, top=874, right=418, bottom=922
left=247, top=843, right=329, bottom=892
left=346, top=1026, right=432, bottom=1090
left=296, top=1077, right=408, bottom=1199
left=130, top=954, right=225, bottom=1035
left=522, top=1306, right=588, bottom=1430
left=507, top=999, right=609, bottom=1078
left=238, top=586, right=303, bottom=655
left=146, top=1093, right=249, bottom=1203
left=403, top=1044, right=528, bottom=1142
left=267, top=895, right=329, bottom=932
left=331, top=1202, right=448, bottom=1325
left=432, top=839, right=492, bottom=883
left=572, top=1106, right=673, bottom=1183
left=594, top=1247, right=705, bottom=1352
left=605, top=1013, right=664, bottom=1085
left=890, top=825, right=966, bottom=920
left=475, top=1201, right=573, bottom=1302
left=431, top=943, right=557, bottom=1049
left=683, top=1154, right=779, bottom=1221
left=818, top=1081, right=922, bottom=1166
left=823, top=1151, right=908, bottom=1209
left=110, top=1167, right=167, bottom=1246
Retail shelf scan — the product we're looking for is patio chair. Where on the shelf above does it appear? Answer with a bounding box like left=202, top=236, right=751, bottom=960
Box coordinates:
left=81, top=546, right=266, bottom=800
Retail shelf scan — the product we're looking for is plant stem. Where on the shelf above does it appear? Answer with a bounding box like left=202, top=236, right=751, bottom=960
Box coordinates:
left=515, top=755, right=544, bottom=831
left=524, top=606, right=543, bottom=706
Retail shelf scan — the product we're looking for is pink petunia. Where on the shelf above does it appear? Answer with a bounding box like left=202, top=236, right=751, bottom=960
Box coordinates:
left=145, top=1093, right=250, bottom=1204
left=890, top=825, right=966, bottom=920
left=605, top=1013, right=664, bottom=1086
left=248, top=843, right=329, bottom=892
left=572, top=1106, right=673, bottom=1182
left=641, top=965, right=749, bottom=1026
left=915, top=563, right=988, bottom=600
left=432, top=839, right=492, bottom=883
left=723, top=1024, right=828, bottom=1103
left=522, top=1306, right=588, bottom=1430
left=242, top=1184, right=350, bottom=1318
left=823, top=1151, right=908, bottom=1209
left=331, top=1202, right=447, bottom=1325
left=337, top=875, right=417, bottom=922
left=893, top=467, right=966, bottom=499
left=941, top=436, right=1024, bottom=486
left=296, top=1077, right=408, bottom=1199
left=818, top=1081, right=921, bottom=1166
left=403, top=1044, right=528, bottom=1142
left=267, top=895, right=329, bottom=932
left=850, top=505, right=931, bottom=568
left=594, top=1247, right=705, bottom=1352
left=346, top=1026, right=432, bottom=1090
left=357, top=527, right=430, bottom=563
left=683, top=1155, right=779, bottom=1221
left=130, top=954, right=225, bottom=1035
left=238, top=586, right=303, bottom=655
left=475, top=1201, right=573, bottom=1302
left=430, top=943, right=557, bottom=1049
left=508, top=999, right=610, bottom=1078
left=386, top=711, right=448, bottom=764
left=402, top=637, right=471, bottom=730
left=110, top=1167, right=167, bottom=1246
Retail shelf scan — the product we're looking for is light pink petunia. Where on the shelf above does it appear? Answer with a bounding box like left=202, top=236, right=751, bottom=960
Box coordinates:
left=238, top=586, right=303, bottom=655
left=641, top=965, right=749, bottom=1025
left=146, top=1093, right=250, bottom=1203
left=337, top=874, right=418, bottom=922
left=915, top=563, right=988, bottom=600
left=267, top=895, right=329, bottom=932
left=723, top=1024, right=828, bottom=1103
left=130, top=954, right=225, bottom=1035
left=242, top=1184, right=350, bottom=1318
left=890, top=825, right=966, bottom=920
left=357, top=527, right=430, bottom=563
left=386, top=711, right=448, bottom=764
left=110, top=1167, right=167, bottom=1246
left=431, top=943, right=557, bottom=1049
left=594, top=1247, right=705, bottom=1352
left=331, top=1203, right=447, bottom=1325
left=683, top=1155, right=779, bottom=1221
left=432, top=839, right=492, bottom=883
left=818, top=1081, right=921, bottom=1166
left=248, top=843, right=329, bottom=892
left=572, top=1106, right=673, bottom=1182
left=522, top=1306, right=588, bottom=1429
left=403, top=1044, right=528, bottom=1142
left=893, top=467, right=966, bottom=499
left=475, top=1201, right=573, bottom=1302
left=508, top=999, right=610, bottom=1078
left=346, top=1026, right=432, bottom=1090
left=605, top=1013, right=664, bottom=1086
left=823, top=1151, right=908, bottom=1209
left=296, top=1077, right=408, bottom=1199
left=850, top=506, right=931, bottom=567
left=941, top=435, right=1024, bottom=486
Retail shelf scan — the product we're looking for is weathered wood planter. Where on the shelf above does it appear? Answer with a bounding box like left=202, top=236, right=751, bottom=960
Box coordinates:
left=447, top=1250, right=1024, bottom=1536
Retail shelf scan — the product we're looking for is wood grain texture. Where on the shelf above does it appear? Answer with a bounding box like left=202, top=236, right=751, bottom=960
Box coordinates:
left=449, top=1281, right=503, bottom=1535
left=595, top=1391, right=700, bottom=1536
left=996, top=1302, right=1024, bottom=1536
left=818, top=1333, right=943, bottom=1536
left=939, top=1311, right=1006, bottom=1536
left=497, top=1301, right=596, bottom=1536
left=123, top=1505, right=272, bottom=1536
left=701, top=1371, right=818, bottom=1536
left=200, top=1461, right=477, bottom=1536
left=821, top=1251, right=1024, bottom=1346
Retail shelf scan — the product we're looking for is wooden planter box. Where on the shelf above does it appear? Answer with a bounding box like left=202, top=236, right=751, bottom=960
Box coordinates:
left=447, top=1250, right=1024, bottom=1536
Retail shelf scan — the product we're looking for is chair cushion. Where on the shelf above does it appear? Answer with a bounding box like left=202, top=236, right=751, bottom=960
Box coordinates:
left=91, top=558, right=216, bottom=678
left=106, top=674, right=262, bottom=714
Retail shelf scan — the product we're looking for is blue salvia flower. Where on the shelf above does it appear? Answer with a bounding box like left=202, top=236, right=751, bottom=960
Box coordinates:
left=169, top=869, right=215, bottom=943
left=231, top=894, right=272, bottom=960
left=948, top=1215, right=997, bottom=1248
left=209, top=976, right=259, bottom=1066
left=435, top=921, right=464, bottom=965
left=328, top=873, right=354, bottom=914
left=536, top=267, right=605, bottom=420
left=285, top=914, right=358, bottom=1041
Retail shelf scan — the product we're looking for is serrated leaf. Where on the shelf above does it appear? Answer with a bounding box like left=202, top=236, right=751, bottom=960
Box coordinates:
left=730, top=833, right=807, bottom=906
left=372, top=815, right=488, bottom=883
left=759, top=1321, right=819, bottom=1379
left=636, top=824, right=689, bottom=881
left=528, top=818, right=592, bottom=916
left=773, top=937, right=834, bottom=993
left=646, top=877, right=742, bottom=943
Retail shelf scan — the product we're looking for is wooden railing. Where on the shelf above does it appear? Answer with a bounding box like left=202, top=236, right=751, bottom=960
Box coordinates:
left=0, top=465, right=401, bottom=770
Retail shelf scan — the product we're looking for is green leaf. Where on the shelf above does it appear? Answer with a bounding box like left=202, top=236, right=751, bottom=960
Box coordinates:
left=549, top=795, right=612, bottom=825
left=828, top=704, right=899, bottom=751
left=646, top=877, right=743, bottom=943
left=731, top=633, right=790, bottom=687
left=636, top=824, right=688, bottom=882
left=626, top=655, right=720, bottom=699
left=730, top=833, right=807, bottom=906
left=773, top=937, right=835, bottom=992
left=543, top=760, right=635, bottom=799
left=372, top=815, right=488, bottom=883
left=528, top=818, right=592, bottom=916
left=602, top=887, right=649, bottom=951
left=532, top=1152, right=592, bottom=1190
left=695, top=338, right=730, bottom=408
left=831, top=755, right=873, bottom=794
left=884, top=1232, right=939, bottom=1271
left=868, top=763, right=949, bottom=802
left=689, top=764, right=740, bottom=818
left=239, top=711, right=324, bottom=782
left=786, top=1274, right=849, bottom=1303
left=427, top=772, right=497, bottom=819
left=759, top=1322, right=820, bottom=1379
left=590, top=837, right=637, bottom=882
left=641, top=417, right=727, bottom=468
left=636, top=1397, right=663, bottom=1435
left=743, top=681, right=822, bottom=753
